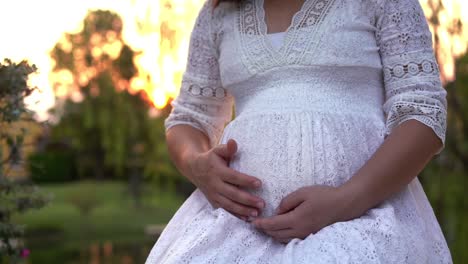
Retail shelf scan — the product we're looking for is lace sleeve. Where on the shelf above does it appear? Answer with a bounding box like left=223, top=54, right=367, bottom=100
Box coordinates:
left=164, top=0, right=234, bottom=148
left=376, top=0, right=447, bottom=154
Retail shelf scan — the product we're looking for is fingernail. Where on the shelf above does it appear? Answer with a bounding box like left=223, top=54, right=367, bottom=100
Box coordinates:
left=256, top=201, right=264, bottom=208
left=251, top=210, right=258, bottom=217
left=254, top=181, right=261, bottom=187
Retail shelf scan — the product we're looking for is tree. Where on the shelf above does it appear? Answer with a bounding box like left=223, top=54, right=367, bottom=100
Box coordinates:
left=0, top=59, right=48, bottom=263
left=421, top=53, right=468, bottom=263
left=419, top=1, right=468, bottom=262
left=48, top=10, right=182, bottom=206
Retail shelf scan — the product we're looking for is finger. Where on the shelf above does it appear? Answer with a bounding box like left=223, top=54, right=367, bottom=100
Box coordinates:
left=220, top=183, right=264, bottom=209
left=217, top=193, right=260, bottom=217
left=212, top=139, right=237, bottom=160
left=212, top=143, right=230, bottom=160
left=210, top=198, right=248, bottom=221
left=276, top=188, right=306, bottom=214
left=226, top=138, right=237, bottom=156
left=209, top=199, right=220, bottom=209
left=231, top=212, right=248, bottom=221
left=263, top=228, right=297, bottom=240
left=275, top=238, right=292, bottom=244
left=219, top=167, right=262, bottom=189
left=253, top=213, right=294, bottom=231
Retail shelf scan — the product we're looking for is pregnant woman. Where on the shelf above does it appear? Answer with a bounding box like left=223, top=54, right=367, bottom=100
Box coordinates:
left=146, top=0, right=452, bottom=262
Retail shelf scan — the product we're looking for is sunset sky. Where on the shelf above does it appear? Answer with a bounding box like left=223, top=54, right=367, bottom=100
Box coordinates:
left=1, top=0, right=466, bottom=120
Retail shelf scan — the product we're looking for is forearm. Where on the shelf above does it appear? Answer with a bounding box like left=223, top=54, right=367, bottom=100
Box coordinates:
left=166, top=124, right=211, bottom=182
left=338, top=119, right=443, bottom=219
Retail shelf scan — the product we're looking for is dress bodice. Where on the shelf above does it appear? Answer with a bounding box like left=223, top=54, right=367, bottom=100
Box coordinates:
left=165, top=0, right=447, bottom=154
left=215, top=0, right=385, bottom=87
left=266, top=32, right=285, bottom=51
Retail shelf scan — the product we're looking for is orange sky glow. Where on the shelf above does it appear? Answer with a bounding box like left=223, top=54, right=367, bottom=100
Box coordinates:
left=0, top=0, right=467, bottom=121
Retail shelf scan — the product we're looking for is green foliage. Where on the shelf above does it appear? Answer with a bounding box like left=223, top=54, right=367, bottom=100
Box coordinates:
left=442, top=54, right=468, bottom=264
left=66, top=184, right=99, bottom=216
left=0, top=59, right=37, bottom=124
left=416, top=3, right=468, bottom=261
left=14, top=181, right=184, bottom=233
left=420, top=52, right=468, bottom=263
left=28, top=150, right=77, bottom=183
left=48, top=10, right=183, bottom=202
left=49, top=75, right=177, bottom=182
left=0, top=59, right=49, bottom=263
left=0, top=59, right=37, bottom=179
left=12, top=181, right=184, bottom=263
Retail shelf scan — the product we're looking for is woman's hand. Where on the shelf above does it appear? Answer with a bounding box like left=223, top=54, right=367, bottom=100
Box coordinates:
left=252, top=185, right=349, bottom=243
left=188, top=138, right=265, bottom=220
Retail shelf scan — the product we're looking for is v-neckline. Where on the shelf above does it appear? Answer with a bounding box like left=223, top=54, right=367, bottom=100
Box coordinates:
left=237, top=0, right=335, bottom=73
left=257, top=0, right=310, bottom=59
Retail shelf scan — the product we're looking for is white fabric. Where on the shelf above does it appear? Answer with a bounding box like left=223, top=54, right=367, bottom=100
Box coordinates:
left=266, top=32, right=286, bottom=50
left=146, top=0, right=452, bottom=263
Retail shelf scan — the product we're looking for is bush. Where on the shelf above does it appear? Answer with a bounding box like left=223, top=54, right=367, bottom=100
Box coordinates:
left=1, top=59, right=48, bottom=262
left=29, top=151, right=77, bottom=183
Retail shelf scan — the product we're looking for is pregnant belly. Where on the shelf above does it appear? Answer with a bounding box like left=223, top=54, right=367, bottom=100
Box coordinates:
left=218, top=110, right=386, bottom=217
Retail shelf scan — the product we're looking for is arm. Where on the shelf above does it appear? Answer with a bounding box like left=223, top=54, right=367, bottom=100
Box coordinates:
left=338, top=119, right=442, bottom=219
left=165, top=124, right=211, bottom=183
left=164, top=0, right=264, bottom=219
left=339, top=0, right=447, bottom=219
left=164, top=0, right=232, bottom=183
left=252, top=0, right=447, bottom=241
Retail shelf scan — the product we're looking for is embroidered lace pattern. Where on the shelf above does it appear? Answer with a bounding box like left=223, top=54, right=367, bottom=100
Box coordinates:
left=150, top=0, right=452, bottom=262
left=237, top=0, right=281, bottom=72
left=164, top=0, right=234, bottom=148
left=237, top=0, right=336, bottom=72
left=376, top=0, right=447, bottom=153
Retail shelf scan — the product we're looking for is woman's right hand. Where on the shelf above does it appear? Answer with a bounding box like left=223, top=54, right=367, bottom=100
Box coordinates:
left=187, top=138, right=265, bottom=221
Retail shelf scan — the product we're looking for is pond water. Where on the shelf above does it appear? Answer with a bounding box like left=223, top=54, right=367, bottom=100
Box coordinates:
left=24, top=237, right=157, bottom=264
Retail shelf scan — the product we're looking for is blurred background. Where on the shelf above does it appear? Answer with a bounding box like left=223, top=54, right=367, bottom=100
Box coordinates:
left=0, top=0, right=466, bottom=263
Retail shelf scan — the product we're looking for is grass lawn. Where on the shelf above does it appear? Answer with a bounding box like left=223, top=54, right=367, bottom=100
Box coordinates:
left=13, top=180, right=186, bottom=248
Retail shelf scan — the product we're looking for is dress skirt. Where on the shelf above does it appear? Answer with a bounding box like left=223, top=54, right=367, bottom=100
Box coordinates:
left=146, top=109, right=451, bottom=263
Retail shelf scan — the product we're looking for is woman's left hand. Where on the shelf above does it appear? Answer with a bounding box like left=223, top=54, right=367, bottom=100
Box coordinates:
left=251, top=185, right=350, bottom=244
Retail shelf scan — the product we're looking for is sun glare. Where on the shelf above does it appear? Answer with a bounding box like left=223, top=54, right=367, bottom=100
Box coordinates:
left=0, top=0, right=466, bottom=120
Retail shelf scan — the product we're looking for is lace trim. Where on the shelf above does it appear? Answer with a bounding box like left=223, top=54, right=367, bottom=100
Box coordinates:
left=237, top=0, right=281, bottom=73
left=385, top=100, right=447, bottom=152
left=237, top=0, right=335, bottom=72
left=165, top=106, right=227, bottom=148
left=285, top=0, right=335, bottom=64
left=383, top=59, right=439, bottom=82
left=186, top=83, right=228, bottom=99
left=165, top=116, right=206, bottom=134
left=296, top=0, right=334, bottom=28
left=164, top=114, right=224, bottom=148
left=241, top=1, right=261, bottom=36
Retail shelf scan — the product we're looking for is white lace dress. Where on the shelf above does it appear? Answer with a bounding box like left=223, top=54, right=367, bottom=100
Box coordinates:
left=146, top=0, right=452, bottom=262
